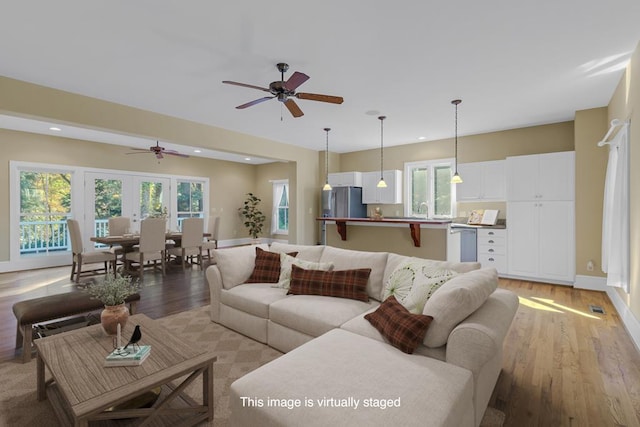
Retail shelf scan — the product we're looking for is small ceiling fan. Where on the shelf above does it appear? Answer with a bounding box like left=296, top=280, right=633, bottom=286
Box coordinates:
left=223, top=63, right=344, bottom=118
left=126, top=141, right=189, bottom=159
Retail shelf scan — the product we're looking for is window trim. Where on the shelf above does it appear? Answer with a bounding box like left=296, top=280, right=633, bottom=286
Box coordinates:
left=404, top=158, right=457, bottom=219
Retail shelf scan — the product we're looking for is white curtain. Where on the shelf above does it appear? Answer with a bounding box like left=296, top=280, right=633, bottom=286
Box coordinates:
left=601, top=122, right=630, bottom=292
left=271, top=181, right=287, bottom=235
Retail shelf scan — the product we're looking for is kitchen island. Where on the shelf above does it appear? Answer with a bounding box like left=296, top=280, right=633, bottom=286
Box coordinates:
left=318, top=217, right=451, bottom=260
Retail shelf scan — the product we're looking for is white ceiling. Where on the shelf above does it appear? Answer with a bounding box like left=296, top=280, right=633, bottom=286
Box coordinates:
left=1, top=1, right=639, bottom=159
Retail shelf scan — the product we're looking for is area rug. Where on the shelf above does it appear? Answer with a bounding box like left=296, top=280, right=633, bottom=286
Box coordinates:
left=0, top=305, right=505, bottom=426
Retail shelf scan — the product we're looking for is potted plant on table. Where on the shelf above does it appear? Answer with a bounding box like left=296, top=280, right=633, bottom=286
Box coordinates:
left=239, top=192, right=266, bottom=244
left=86, top=274, right=140, bottom=335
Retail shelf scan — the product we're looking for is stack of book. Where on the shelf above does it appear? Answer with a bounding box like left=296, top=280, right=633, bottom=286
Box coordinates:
left=104, top=345, right=151, bottom=367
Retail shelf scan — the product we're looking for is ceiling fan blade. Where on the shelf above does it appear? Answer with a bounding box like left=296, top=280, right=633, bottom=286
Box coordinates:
left=284, top=71, right=310, bottom=91
left=236, top=96, right=275, bottom=109
left=295, top=92, right=344, bottom=104
left=164, top=150, right=190, bottom=158
left=222, top=80, right=270, bottom=92
left=126, top=151, right=153, bottom=155
left=284, top=99, right=304, bottom=118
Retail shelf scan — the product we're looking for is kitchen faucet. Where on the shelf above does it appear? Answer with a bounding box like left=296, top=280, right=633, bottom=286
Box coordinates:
left=418, top=202, right=429, bottom=218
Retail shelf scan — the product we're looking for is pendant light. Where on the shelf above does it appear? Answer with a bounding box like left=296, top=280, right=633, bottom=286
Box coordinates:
left=377, top=115, right=387, bottom=188
left=450, top=99, right=463, bottom=184
left=322, top=127, right=332, bottom=191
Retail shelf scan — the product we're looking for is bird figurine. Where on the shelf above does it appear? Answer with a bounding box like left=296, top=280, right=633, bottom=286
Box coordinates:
left=124, top=325, right=142, bottom=351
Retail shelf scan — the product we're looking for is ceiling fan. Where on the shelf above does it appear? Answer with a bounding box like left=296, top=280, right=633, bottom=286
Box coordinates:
left=126, top=141, right=189, bottom=159
left=222, top=63, right=344, bottom=118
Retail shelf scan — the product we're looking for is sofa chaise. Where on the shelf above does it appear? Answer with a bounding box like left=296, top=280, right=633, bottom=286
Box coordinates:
left=206, top=243, right=518, bottom=427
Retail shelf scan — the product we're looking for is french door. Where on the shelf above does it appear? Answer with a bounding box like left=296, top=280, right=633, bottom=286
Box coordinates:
left=85, top=173, right=170, bottom=248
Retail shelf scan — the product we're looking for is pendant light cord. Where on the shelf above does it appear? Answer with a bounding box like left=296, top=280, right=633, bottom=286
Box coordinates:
left=325, top=128, right=330, bottom=184
left=379, top=116, right=386, bottom=180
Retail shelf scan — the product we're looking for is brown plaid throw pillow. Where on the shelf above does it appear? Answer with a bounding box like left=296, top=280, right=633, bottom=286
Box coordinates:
left=245, top=247, right=297, bottom=283
left=365, top=295, right=433, bottom=354
left=288, top=264, right=370, bottom=302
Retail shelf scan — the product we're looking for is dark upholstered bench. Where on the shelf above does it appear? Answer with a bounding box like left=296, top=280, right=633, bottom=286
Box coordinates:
left=12, top=292, right=140, bottom=363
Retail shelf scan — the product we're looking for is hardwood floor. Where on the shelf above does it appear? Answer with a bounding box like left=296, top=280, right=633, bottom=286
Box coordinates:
left=1, top=266, right=639, bottom=426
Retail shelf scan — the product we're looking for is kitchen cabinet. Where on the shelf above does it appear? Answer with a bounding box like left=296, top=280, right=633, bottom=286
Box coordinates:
left=457, top=160, right=505, bottom=201
left=506, top=151, right=574, bottom=201
left=362, top=170, right=402, bottom=204
left=507, top=201, right=575, bottom=282
left=477, top=228, right=507, bottom=274
left=327, top=172, right=362, bottom=187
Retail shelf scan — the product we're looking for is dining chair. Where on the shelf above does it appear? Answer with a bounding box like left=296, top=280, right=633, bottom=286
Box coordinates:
left=67, top=219, right=116, bottom=283
left=107, top=216, right=131, bottom=262
left=167, top=217, right=204, bottom=270
left=124, top=217, right=167, bottom=280
left=108, top=216, right=131, bottom=236
left=202, top=216, right=220, bottom=260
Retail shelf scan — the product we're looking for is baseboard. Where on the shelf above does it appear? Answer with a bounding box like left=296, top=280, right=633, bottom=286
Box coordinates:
left=606, top=287, right=640, bottom=353
left=574, top=275, right=607, bottom=291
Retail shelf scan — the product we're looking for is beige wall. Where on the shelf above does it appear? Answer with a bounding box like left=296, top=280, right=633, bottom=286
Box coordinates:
left=0, top=76, right=320, bottom=245
left=608, top=41, right=640, bottom=320
left=574, top=108, right=608, bottom=277
left=0, top=128, right=258, bottom=261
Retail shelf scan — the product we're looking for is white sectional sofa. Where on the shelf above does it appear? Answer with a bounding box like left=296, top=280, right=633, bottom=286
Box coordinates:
left=206, top=243, right=519, bottom=427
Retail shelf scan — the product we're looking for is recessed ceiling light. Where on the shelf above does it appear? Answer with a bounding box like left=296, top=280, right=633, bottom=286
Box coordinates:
left=49, top=127, right=62, bottom=131
left=418, top=136, right=426, bottom=140
left=244, top=157, right=251, bottom=161
left=194, top=149, right=202, bottom=153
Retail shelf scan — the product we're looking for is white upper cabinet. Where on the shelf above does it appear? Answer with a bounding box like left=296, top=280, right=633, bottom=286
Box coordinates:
left=506, top=151, right=575, bottom=201
left=457, top=160, right=505, bottom=201
left=327, top=172, right=362, bottom=187
left=362, top=170, right=402, bottom=204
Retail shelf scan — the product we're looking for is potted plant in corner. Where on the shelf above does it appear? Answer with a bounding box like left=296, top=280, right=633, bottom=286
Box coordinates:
left=86, top=274, right=140, bottom=335
left=239, top=192, right=266, bottom=244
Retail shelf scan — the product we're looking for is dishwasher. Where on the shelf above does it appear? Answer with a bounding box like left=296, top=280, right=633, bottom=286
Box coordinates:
left=448, top=225, right=478, bottom=262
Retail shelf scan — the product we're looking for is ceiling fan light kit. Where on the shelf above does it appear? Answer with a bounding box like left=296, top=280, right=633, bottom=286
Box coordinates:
left=223, top=63, right=344, bottom=118
left=450, top=99, right=463, bottom=184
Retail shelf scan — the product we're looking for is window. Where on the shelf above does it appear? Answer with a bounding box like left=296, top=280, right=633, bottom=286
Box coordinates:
left=272, top=180, right=289, bottom=234
left=404, top=159, right=455, bottom=218
left=176, top=180, right=204, bottom=230
left=19, top=170, right=72, bottom=254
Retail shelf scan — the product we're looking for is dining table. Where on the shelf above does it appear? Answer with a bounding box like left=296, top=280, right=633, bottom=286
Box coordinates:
left=90, top=232, right=211, bottom=272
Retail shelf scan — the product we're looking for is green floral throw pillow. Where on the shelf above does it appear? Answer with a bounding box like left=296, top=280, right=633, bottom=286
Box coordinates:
left=383, top=261, right=458, bottom=314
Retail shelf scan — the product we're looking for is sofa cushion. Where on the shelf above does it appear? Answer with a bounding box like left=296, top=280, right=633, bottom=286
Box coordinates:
left=213, top=244, right=269, bottom=289
left=246, top=247, right=297, bottom=284
left=319, top=246, right=388, bottom=301
left=365, top=296, right=433, bottom=354
left=422, top=268, right=498, bottom=348
left=220, top=284, right=289, bottom=318
left=288, top=265, right=371, bottom=302
left=230, top=329, right=474, bottom=427
left=275, top=253, right=334, bottom=289
left=269, top=295, right=377, bottom=337
left=340, top=308, right=446, bottom=361
left=269, top=242, right=326, bottom=262
left=382, top=259, right=458, bottom=314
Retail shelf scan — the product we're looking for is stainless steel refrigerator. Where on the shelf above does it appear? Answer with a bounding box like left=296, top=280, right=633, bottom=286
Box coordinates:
left=321, top=186, right=367, bottom=244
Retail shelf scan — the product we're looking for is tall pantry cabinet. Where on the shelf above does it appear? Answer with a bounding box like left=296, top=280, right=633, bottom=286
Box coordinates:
left=506, top=151, right=575, bottom=283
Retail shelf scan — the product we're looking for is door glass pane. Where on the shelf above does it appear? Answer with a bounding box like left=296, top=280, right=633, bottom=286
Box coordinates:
left=433, top=166, right=452, bottom=216
left=94, top=179, right=123, bottom=237
left=140, top=181, right=164, bottom=220
left=411, top=167, right=428, bottom=216
left=19, top=171, right=71, bottom=255
left=176, top=181, right=204, bottom=230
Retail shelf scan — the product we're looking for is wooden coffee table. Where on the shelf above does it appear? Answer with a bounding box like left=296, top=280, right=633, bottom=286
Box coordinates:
left=34, top=313, right=217, bottom=427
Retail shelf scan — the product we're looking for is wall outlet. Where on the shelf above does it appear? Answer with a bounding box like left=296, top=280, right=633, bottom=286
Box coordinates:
left=587, top=260, right=594, bottom=271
